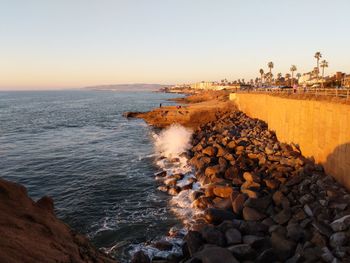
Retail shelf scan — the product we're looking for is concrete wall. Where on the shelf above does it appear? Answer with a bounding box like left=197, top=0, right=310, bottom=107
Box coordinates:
left=230, top=93, right=350, bottom=189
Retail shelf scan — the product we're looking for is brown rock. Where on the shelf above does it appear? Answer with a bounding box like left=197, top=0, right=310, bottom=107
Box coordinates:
left=243, top=172, right=260, bottom=183
left=232, top=193, right=247, bottom=214
left=213, top=185, right=233, bottom=198
left=243, top=207, right=266, bottom=221
left=202, top=146, right=217, bottom=157
left=204, top=165, right=222, bottom=179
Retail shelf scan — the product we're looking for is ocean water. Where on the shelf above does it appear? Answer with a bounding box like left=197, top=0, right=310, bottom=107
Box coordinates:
left=0, top=89, right=184, bottom=260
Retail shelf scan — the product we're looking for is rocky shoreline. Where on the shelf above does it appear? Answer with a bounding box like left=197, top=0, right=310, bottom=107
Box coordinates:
left=131, top=94, right=350, bottom=262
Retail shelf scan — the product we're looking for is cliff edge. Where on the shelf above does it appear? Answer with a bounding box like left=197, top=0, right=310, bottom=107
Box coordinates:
left=0, top=178, right=116, bottom=263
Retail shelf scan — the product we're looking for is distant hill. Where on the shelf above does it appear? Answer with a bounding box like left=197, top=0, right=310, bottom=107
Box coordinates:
left=84, top=83, right=171, bottom=92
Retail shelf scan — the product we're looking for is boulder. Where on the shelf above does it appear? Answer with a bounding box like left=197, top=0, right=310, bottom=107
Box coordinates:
left=204, top=208, right=237, bottom=225
left=244, top=195, right=271, bottom=212
left=273, top=208, right=291, bottom=225
left=200, top=226, right=226, bottom=247
left=184, top=231, right=204, bottom=256
left=227, top=244, right=256, bottom=260
left=329, top=232, right=347, bottom=248
left=232, top=193, right=247, bottom=214
left=330, top=215, right=350, bottom=232
left=202, top=146, right=217, bottom=157
left=213, top=185, right=233, bottom=198
left=243, top=207, right=266, bottom=221
left=270, top=232, right=296, bottom=261
left=193, top=245, right=239, bottom=263
left=225, top=228, right=242, bottom=245
left=204, top=165, right=222, bottom=179
left=131, top=251, right=150, bottom=263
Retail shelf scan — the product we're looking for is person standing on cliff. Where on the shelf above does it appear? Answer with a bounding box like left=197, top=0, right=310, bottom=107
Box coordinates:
left=160, top=103, right=162, bottom=108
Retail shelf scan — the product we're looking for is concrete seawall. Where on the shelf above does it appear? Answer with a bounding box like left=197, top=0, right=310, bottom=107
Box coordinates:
left=230, top=93, right=350, bottom=189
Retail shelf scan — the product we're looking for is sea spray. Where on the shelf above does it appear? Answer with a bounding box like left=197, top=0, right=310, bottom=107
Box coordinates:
left=129, top=124, right=202, bottom=261
left=154, top=124, right=193, bottom=159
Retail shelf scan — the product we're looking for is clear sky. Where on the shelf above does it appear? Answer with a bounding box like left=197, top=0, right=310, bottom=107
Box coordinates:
left=1, top=0, right=349, bottom=90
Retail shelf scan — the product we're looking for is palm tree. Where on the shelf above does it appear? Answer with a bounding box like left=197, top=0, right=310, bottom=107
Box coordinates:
left=277, top=73, right=282, bottom=84
left=320, top=60, right=329, bottom=79
left=314, top=52, right=322, bottom=80
left=267, top=62, right=274, bottom=84
left=320, top=60, right=329, bottom=88
left=259, top=69, right=264, bottom=84
left=290, top=65, right=297, bottom=86
left=296, top=73, right=301, bottom=84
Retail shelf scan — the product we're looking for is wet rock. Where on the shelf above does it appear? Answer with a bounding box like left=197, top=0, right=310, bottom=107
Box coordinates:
left=164, top=178, right=177, bottom=187
left=192, top=245, right=239, bottom=263
left=131, top=250, right=150, bottom=263
left=168, top=187, right=180, bottom=196
left=153, top=240, right=173, bottom=251
left=184, top=231, right=204, bottom=256
left=157, top=186, right=168, bottom=192
left=200, top=226, right=226, bottom=247
left=204, top=208, right=237, bottom=225
left=243, top=207, right=266, bottom=221
left=225, top=228, right=242, bottom=245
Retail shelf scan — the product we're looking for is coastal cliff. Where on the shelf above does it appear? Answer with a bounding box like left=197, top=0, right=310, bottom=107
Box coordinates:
left=0, top=178, right=116, bottom=263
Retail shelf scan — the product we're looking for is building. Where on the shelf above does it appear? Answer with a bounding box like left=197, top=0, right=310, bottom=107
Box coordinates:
left=343, top=74, right=350, bottom=88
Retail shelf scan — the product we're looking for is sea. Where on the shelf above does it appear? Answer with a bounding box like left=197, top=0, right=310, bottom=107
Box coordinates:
left=0, top=89, right=188, bottom=261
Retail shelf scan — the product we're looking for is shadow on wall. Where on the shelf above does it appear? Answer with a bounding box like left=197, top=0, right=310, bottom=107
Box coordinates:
left=324, top=142, right=350, bottom=190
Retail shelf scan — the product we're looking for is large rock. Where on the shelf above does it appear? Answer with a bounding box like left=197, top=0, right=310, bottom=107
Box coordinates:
left=270, top=232, right=296, bottom=261
left=243, top=207, right=266, bottom=221
left=204, top=208, right=237, bottom=225
left=192, top=245, right=239, bottom=263
left=131, top=251, right=151, bottom=263
left=204, top=165, right=222, bottom=179
left=244, top=195, right=271, bottom=212
left=200, top=226, right=225, bottom=247
left=329, top=232, right=347, bottom=248
left=273, top=208, right=291, bottom=225
left=202, top=146, right=217, bottom=157
left=227, top=244, right=256, bottom=260
left=213, top=185, right=233, bottom=198
left=184, top=231, right=204, bottom=256
left=225, top=228, right=242, bottom=245
left=330, top=215, right=350, bottom=232
left=232, top=193, right=247, bottom=214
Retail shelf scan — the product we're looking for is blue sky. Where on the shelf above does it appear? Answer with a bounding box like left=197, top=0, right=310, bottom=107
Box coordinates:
left=1, top=0, right=349, bottom=89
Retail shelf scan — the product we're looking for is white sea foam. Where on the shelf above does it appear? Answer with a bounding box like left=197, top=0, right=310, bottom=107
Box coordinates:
left=154, top=124, right=192, bottom=159
left=130, top=124, right=204, bottom=261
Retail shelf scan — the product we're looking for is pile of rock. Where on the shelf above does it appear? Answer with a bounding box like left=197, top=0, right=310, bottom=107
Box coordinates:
left=133, top=110, right=350, bottom=262
left=183, top=111, right=350, bottom=262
